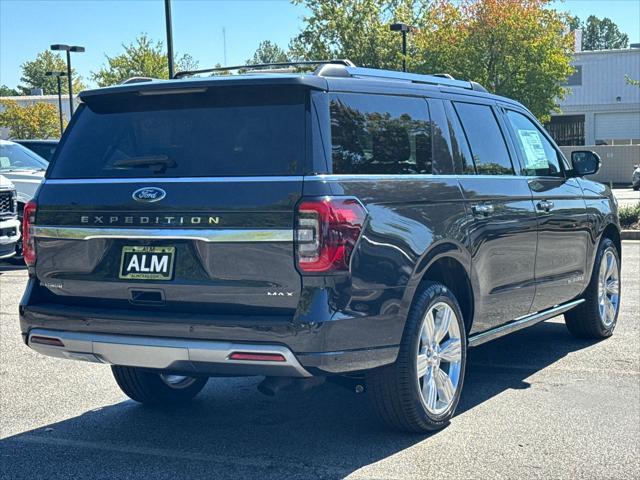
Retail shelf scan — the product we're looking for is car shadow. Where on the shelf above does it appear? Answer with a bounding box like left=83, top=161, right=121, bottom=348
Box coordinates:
left=1, top=319, right=598, bottom=479
left=0, top=261, right=26, bottom=274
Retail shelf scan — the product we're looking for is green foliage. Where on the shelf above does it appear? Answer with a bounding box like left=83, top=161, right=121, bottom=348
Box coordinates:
left=289, top=0, right=423, bottom=68
left=0, top=99, right=63, bottom=139
left=625, top=75, right=640, bottom=87
left=91, top=34, right=199, bottom=86
left=619, top=203, right=640, bottom=229
left=0, top=85, right=20, bottom=96
left=581, top=15, right=629, bottom=51
left=247, top=41, right=289, bottom=64
left=19, top=50, right=85, bottom=95
left=290, top=0, right=573, bottom=121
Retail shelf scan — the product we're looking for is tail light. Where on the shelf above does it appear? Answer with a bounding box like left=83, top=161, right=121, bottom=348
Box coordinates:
left=296, top=197, right=367, bottom=273
left=23, top=200, right=37, bottom=267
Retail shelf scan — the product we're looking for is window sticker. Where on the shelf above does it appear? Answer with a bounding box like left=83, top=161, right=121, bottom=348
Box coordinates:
left=518, top=129, right=549, bottom=169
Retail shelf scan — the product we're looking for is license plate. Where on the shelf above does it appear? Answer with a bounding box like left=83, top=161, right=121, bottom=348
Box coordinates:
left=119, top=246, right=175, bottom=280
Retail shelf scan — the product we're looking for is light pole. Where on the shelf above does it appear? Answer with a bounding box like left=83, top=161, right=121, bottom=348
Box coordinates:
left=50, top=44, right=85, bottom=116
left=164, top=0, right=175, bottom=78
left=390, top=23, right=416, bottom=72
left=45, top=71, right=67, bottom=136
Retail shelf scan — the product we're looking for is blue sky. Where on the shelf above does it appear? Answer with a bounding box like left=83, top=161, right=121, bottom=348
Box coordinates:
left=1, top=0, right=639, bottom=90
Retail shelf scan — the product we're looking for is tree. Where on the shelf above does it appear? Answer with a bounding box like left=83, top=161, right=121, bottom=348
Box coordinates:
left=246, top=41, right=289, bottom=64
left=91, top=34, right=200, bottom=86
left=19, top=50, right=86, bottom=95
left=582, top=15, right=629, bottom=50
left=0, top=99, right=63, bottom=139
left=290, top=0, right=573, bottom=121
left=0, top=85, right=20, bottom=96
left=289, top=0, right=425, bottom=68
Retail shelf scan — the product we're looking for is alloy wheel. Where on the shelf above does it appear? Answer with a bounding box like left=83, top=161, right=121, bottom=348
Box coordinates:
left=598, top=248, right=620, bottom=327
left=416, top=302, right=463, bottom=415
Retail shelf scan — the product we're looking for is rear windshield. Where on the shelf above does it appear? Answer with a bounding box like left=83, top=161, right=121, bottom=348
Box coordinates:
left=49, top=86, right=306, bottom=178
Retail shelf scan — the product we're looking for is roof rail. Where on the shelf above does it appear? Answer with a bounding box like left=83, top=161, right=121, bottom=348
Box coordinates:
left=333, top=66, right=488, bottom=92
left=119, top=77, right=155, bottom=85
left=173, top=59, right=356, bottom=79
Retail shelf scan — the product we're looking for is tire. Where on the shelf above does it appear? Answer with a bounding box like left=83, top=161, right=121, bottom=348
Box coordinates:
left=565, top=238, right=621, bottom=339
left=112, top=366, right=208, bottom=405
left=633, top=184, right=640, bottom=191
left=367, top=282, right=467, bottom=433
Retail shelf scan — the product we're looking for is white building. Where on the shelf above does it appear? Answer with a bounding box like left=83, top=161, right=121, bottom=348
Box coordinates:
left=548, top=48, right=640, bottom=146
left=0, top=94, right=77, bottom=139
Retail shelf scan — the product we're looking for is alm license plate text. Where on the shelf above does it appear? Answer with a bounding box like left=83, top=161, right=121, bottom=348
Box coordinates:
left=119, top=246, right=175, bottom=280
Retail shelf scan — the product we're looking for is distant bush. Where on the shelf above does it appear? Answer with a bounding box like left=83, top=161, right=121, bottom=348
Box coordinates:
left=619, top=203, right=640, bottom=229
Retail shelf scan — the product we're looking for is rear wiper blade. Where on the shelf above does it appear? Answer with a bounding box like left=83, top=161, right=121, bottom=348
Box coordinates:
left=113, top=155, right=176, bottom=172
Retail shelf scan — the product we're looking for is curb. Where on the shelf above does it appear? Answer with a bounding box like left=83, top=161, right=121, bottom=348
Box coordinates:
left=621, top=230, right=640, bottom=240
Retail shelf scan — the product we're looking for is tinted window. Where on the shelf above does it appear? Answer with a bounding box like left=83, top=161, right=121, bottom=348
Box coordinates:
left=454, top=102, right=514, bottom=175
left=26, top=144, right=56, bottom=162
left=0, top=142, right=48, bottom=172
left=50, top=87, right=305, bottom=178
left=330, top=93, right=434, bottom=175
left=444, top=101, right=475, bottom=174
left=506, top=110, right=562, bottom=177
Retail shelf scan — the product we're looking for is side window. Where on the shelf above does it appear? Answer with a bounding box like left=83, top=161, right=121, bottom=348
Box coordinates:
left=444, top=101, right=475, bottom=174
left=329, top=93, right=433, bottom=175
left=453, top=102, right=514, bottom=175
left=505, top=110, right=563, bottom=177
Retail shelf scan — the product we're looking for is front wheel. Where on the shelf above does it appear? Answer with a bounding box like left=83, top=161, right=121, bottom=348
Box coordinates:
left=112, top=366, right=208, bottom=405
left=367, top=282, right=467, bottom=432
left=565, top=238, right=621, bottom=339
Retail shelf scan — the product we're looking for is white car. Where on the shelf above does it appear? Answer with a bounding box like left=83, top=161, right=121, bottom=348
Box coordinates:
left=0, top=139, right=46, bottom=259
left=0, top=139, right=46, bottom=207
left=0, top=174, right=20, bottom=261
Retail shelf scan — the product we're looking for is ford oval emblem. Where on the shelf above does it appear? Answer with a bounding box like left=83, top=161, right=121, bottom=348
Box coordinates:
left=132, top=187, right=166, bottom=203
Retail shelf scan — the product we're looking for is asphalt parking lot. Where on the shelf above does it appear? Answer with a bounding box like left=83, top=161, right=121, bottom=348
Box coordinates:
left=1, top=242, right=639, bottom=480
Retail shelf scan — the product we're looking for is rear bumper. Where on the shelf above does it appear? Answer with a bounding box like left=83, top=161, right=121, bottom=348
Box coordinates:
left=28, top=328, right=312, bottom=377
left=20, top=295, right=401, bottom=375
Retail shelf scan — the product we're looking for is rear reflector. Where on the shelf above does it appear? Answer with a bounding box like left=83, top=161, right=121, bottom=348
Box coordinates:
left=229, top=352, right=286, bottom=362
left=30, top=336, right=64, bottom=347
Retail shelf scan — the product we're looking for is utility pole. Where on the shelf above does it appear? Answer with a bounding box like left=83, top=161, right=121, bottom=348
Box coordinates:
left=45, top=71, right=66, bottom=135
left=164, top=0, right=175, bottom=78
left=50, top=44, right=84, bottom=115
left=223, top=27, right=227, bottom=65
left=389, top=23, right=417, bottom=72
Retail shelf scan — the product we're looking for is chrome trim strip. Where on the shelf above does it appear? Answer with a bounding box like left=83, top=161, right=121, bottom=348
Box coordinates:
left=31, top=226, right=293, bottom=242
left=28, top=329, right=312, bottom=378
left=44, top=176, right=304, bottom=184
left=468, top=299, right=585, bottom=348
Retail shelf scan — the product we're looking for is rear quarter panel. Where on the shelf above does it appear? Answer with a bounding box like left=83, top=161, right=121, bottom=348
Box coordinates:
left=302, top=175, right=469, bottom=347
left=577, top=177, right=621, bottom=283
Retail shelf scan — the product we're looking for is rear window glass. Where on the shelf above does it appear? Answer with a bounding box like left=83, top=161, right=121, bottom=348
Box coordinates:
left=330, top=93, right=434, bottom=175
left=49, top=86, right=306, bottom=178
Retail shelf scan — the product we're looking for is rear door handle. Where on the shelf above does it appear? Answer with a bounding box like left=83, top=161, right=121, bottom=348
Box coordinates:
left=472, top=204, right=494, bottom=216
left=536, top=200, right=554, bottom=212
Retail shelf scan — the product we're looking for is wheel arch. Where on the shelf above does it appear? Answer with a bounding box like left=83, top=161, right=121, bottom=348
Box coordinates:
left=407, top=242, right=474, bottom=334
left=601, top=222, right=621, bottom=256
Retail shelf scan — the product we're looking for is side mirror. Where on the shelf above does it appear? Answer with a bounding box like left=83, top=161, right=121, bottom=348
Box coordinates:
left=571, top=151, right=601, bottom=176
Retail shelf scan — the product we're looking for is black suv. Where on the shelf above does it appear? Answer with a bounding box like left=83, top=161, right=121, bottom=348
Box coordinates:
left=20, top=61, right=622, bottom=432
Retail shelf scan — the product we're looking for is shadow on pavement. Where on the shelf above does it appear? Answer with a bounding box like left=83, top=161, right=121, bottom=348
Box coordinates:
left=0, top=261, right=26, bottom=274
left=1, top=319, right=598, bottom=479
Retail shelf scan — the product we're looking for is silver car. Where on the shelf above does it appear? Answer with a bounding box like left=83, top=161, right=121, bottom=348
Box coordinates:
left=0, top=139, right=46, bottom=259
